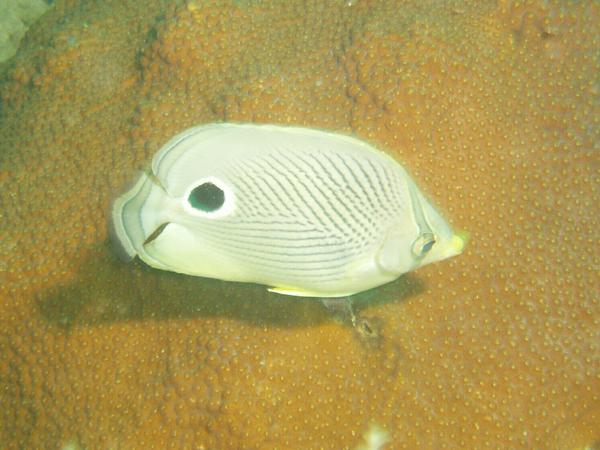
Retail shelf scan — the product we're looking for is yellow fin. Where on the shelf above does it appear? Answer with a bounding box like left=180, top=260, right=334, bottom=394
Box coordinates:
left=267, top=286, right=322, bottom=297
left=267, top=286, right=353, bottom=298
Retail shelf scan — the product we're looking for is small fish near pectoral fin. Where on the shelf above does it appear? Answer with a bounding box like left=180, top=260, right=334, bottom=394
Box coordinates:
left=320, top=296, right=357, bottom=326
left=268, top=287, right=359, bottom=326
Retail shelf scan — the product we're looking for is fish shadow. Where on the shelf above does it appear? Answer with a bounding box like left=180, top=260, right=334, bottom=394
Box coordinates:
left=37, top=241, right=425, bottom=329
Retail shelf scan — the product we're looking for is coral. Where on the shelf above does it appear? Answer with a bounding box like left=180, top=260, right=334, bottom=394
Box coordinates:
left=0, top=0, right=598, bottom=448
left=0, top=0, right=51, bottom=63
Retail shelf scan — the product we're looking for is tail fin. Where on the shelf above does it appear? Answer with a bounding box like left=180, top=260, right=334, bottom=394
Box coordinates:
left=110, top=172, right=153, bottom=261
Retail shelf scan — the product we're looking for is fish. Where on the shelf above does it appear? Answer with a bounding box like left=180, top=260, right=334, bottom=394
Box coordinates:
left=111, top=123, right=465, bottom=298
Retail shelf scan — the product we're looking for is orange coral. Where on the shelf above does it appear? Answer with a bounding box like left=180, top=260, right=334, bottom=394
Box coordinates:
left=0, top=0, right=598, bottom=448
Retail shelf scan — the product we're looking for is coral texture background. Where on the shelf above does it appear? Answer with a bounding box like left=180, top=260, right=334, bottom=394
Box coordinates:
left=0, top=0, right=52, bottom=63
left=0, top=0, right=598, bottom=448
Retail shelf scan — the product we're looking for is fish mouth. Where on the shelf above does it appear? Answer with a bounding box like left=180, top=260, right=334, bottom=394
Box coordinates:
left=428, top=233, right=466, bottom=263
left=448, top=233, right=466, bottom=255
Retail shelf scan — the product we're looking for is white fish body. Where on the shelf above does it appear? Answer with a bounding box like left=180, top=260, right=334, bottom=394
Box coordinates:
left=111, top=123, right=464, bottom=297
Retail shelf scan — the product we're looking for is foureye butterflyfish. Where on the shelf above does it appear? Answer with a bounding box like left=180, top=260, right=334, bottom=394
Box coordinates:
left=111, top=123, right=464, bottom=297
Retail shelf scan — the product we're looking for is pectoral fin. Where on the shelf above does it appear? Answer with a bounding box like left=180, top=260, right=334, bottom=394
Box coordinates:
left=376, top=227, right=411, bottom=275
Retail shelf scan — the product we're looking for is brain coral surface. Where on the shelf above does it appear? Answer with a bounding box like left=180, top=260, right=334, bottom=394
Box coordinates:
left=0, top=0, right=598, bottom=449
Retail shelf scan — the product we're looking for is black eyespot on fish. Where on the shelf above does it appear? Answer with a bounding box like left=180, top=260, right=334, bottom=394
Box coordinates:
left=411, top=233, right=436, bottom=258
left=188, top=182, right=225, bottom=212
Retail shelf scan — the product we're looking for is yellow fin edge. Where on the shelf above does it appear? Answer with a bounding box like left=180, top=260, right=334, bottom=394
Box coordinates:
left=267, top=286, right=354, bottom=298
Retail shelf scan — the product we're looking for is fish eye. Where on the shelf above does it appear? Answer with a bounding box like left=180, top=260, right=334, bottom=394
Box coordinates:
left=411, top=233, right=436, bottom=258
left=188, top=182, right=225, bottom=212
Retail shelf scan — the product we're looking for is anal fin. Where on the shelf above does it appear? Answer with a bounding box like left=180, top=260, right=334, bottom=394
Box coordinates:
left=267, top=286, right=355, bottom=298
